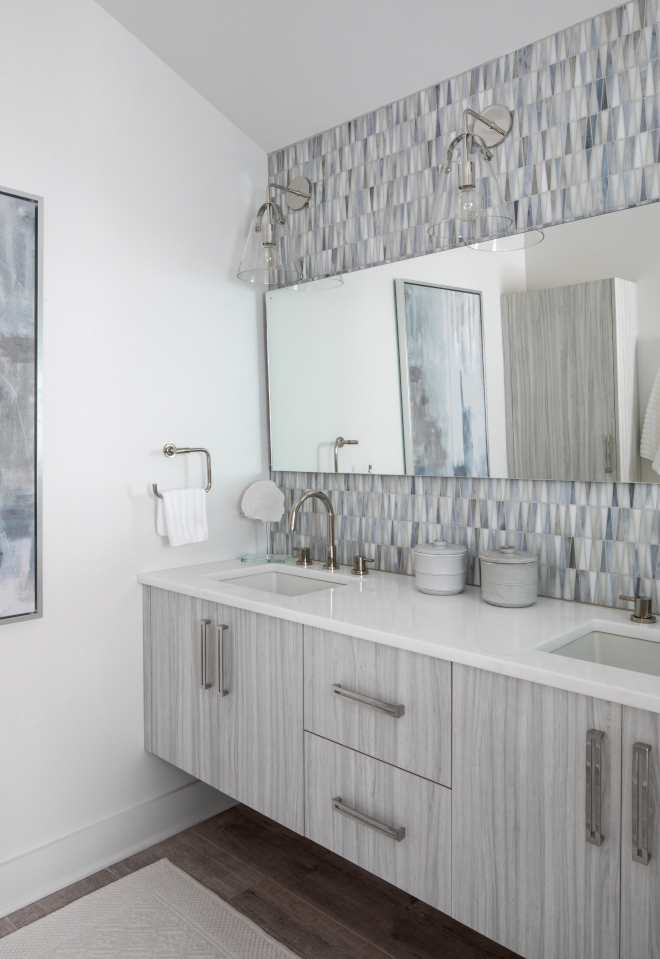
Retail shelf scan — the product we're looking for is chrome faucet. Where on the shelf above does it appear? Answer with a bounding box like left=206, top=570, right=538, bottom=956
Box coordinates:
left=289, top=490, right=339, bottom=570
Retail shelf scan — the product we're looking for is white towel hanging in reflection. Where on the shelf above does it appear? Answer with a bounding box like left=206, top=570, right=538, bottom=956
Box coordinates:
left=157, top=488, right=208, bottom=546
left=640, top=367, right=660, bottom=475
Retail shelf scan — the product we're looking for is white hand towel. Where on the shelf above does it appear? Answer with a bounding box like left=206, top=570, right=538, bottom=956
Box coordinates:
left=156, top=488, right=208, bottom=547
left=641, top=367, right=660, bottom=475
left=241, top=480, right=285, bottom=522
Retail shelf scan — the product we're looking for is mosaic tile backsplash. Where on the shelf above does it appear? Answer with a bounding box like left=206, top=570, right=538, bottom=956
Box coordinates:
left=270, top=472, right=660, bottom=611
left=268, top=0, right=660, bottom=283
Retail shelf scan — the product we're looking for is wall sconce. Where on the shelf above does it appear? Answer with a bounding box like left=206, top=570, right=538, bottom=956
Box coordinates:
left=237, top=177, right=343, bottom=289
left=427, top=105, right=543, bottom=252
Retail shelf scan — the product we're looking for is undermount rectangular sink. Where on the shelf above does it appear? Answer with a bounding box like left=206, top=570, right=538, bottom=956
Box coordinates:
left=550, top=629, right=660, bottom=678
left=218, top=570, right=344, bottom=597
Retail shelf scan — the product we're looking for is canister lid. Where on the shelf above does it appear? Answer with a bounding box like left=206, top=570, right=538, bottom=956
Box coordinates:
left=414, top=539, right=467, bottom=556
left=480, top=545, right=537, bottom=564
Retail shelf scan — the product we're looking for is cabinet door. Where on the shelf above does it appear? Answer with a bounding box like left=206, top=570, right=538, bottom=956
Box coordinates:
left=144, top=586, right=221, bottom=786
left=452, top=664, right=621, bottom=959
left=621, top=707, right=660, bottom=959
left=215, top=603, right=304, bottom=833
left=502, top=279, right=617, bottom=480
left=144, top=587, right=304, bottom=834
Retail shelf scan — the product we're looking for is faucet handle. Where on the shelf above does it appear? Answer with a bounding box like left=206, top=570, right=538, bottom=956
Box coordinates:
left=352, top=555, right=375, bottom=576
left=292, top=547, right=313, bottom=567
left=619, top=595, right=657, bottom=624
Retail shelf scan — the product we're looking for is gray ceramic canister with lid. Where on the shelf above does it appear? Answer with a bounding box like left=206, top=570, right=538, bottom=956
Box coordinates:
left=479, top=544, right=538, bottom=607
left=413, top=539, right=468, bottom=595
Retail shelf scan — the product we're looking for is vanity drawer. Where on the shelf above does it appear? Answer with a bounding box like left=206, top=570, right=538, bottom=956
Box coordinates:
left=304, top=732, right=451, bottom=912
left=303, top=626, right=451, bottom=786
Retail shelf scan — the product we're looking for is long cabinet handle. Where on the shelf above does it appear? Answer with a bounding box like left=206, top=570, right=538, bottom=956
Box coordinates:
left=217, top=625, right=229, bottom=697
left=633, top=742, right=652, bottom=865
left=586, top=729, right=604, bottom=846
left=199, top=620, right=212, bottom=690
left=605, top=434, right=613, bottom=474
left=332, top=684, right=405, bottom=719
left=332, top=796, right=405, bottom=841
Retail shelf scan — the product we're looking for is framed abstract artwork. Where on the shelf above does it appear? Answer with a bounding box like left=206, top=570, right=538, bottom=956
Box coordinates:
left=0, top=187, right=42, bottom=623
left=395, top=279, right=488, bottom=477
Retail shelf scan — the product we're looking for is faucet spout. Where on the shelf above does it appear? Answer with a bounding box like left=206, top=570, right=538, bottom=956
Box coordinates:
left=288, top=489, right=339, bottom=570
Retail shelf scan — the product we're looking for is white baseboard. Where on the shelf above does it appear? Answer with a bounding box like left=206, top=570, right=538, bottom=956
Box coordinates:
left=0, top=781, right=236, bottom=918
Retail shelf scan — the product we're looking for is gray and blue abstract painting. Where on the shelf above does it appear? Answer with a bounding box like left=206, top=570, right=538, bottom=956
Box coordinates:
left=0, top=192, right=37, bottom=618
left=401, top=282, right=488, bottom=477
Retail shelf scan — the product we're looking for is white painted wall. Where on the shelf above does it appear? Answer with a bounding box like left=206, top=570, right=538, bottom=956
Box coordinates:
left=0, top=0, right=267, bottom=914
left=525, top=204, right=660, bottom=482
left=267, top=247, right=526, bottom=478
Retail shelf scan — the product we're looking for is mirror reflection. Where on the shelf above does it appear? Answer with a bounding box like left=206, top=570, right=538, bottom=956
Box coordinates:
left=266, top=202, right=660, bottom=483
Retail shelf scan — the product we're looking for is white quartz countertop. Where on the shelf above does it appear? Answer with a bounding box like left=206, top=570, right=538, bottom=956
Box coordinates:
left=138, top=558, right=660, bottom=714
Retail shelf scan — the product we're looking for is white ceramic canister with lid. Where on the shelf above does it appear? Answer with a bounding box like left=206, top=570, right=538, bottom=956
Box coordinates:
left=413, top=540, right=468, bottom=595
left=479, top=545, right=538, bottom=607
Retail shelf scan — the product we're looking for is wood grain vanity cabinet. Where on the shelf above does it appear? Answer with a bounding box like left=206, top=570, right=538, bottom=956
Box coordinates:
left=143, top=586, right=304, bottom=833
left=452, top=664, right=622, bottom=959
left=143, top=590, right=660, bottom=959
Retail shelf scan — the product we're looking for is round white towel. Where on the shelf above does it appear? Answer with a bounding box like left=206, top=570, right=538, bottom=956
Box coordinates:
left=241, top=480, right=285, bottom=522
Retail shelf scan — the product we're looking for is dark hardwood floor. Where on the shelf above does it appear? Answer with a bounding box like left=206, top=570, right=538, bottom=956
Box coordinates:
left=0, top=803, right=520, bottom=958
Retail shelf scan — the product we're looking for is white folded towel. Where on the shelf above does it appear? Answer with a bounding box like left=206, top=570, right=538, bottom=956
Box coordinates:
left=241, top=480, right=285, bottom=522
left=641, top=367, right=660, bottom=475
left=156, top=488, right=208, bottom=547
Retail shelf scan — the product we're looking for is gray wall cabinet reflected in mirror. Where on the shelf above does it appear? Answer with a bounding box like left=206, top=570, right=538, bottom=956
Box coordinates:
left=502, top=278, right=639, bottom=482
left=266, top=202, right=657, bottom=485
left=0, top=187, right=42, bottom=623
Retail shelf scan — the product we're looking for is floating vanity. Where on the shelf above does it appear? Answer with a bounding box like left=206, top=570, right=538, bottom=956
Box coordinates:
left=139, top=560, right=660, bottom=959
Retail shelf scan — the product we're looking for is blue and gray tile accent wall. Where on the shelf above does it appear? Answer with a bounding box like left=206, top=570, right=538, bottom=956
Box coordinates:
left=268, top=0, right=660, bottom=611
left=268, top=0, right=660, bottom=281
left=270, top=473, right=660, bottom=610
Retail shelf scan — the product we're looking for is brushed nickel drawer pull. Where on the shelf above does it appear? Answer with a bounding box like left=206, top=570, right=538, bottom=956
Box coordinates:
left=332, top=797, right=405, bottom=841
left=331, top=684, right=405, bottom=718
left=633, top=742, right=652, bottom=865
left=217, top=625, right=229, bottom=697
left=586, top=729, right=604, bottom=846
left=199, top=620, right=212, bottom=690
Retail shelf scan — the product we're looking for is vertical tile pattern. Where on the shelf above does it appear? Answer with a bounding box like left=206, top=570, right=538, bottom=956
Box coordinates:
left=268, top=0, right=660, bottom=283
left=270, top=472, right=660, bottom=610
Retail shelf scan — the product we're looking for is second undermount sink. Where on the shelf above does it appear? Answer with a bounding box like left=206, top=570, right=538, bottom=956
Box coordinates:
left=545, top=626, right=660, bottom=678
left=211, top=567, right=346, bottom=598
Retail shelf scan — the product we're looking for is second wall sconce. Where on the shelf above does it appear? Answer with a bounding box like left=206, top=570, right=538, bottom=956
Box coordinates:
left=427, top=104, right=543, bottom=252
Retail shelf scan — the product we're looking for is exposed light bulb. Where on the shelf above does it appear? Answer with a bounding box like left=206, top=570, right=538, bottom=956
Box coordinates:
left=456, top=189, right=483, bottom=221
left=257, top=243, right=280, bottom=270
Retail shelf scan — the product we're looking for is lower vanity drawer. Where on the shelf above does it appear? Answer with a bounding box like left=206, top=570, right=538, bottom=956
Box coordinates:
left=304, top=732, right=451, bottom=912
left=304, top=626, right=451, bottom=786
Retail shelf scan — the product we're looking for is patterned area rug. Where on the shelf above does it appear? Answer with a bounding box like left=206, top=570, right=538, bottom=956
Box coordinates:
left=0, top=859, right=300, bottom=958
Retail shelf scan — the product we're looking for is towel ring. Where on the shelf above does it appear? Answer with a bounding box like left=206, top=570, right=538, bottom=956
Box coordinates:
left=152, top=444, right=212, bottom=498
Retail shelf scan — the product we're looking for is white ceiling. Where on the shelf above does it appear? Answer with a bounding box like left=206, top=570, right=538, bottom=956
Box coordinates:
left=95, top=0, right=621, bottom=153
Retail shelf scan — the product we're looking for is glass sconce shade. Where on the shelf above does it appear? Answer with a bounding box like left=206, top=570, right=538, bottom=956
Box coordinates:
left=428, top=135, right=512, bottom=251
left=284, top=276, right=345, bottom=291
left=468, top=229, right=545, bottom=251
left=237, top=216, right=303, bottom=287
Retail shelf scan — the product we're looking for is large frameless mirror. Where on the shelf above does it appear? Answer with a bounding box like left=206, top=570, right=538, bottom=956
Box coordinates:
left=266, top=201, right=660, bottom=484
